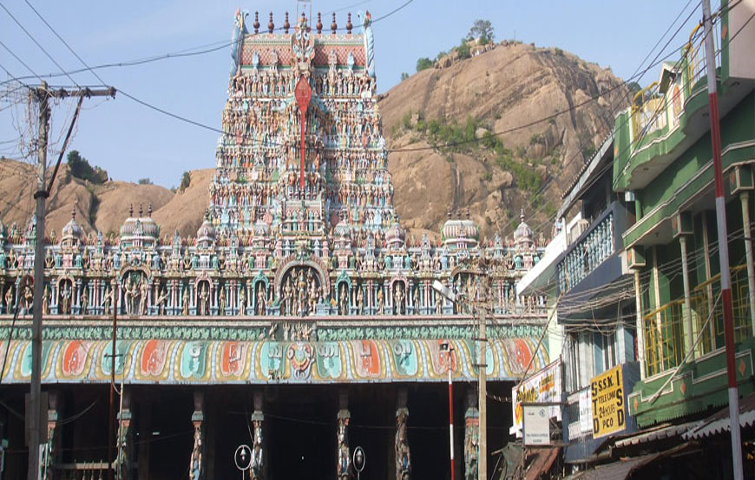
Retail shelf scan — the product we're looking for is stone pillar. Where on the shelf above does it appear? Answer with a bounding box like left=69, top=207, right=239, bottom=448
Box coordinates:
left=117, top=388, right=134, bottom=480
left=250, top=391, right=265, bottom=480
left=395, top=388, right=411, bottom=480
left=43, top=391, right=61, bottom=480
left=336, top=389, right=350, bottom=480
left=463, top=387, right=479, bottom=480
left=189, top=391, right=205, bottom=480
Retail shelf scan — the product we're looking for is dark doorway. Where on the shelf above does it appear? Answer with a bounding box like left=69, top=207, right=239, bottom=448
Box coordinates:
left=144, top=388, right=194, bottom=480
left=265, top=386, right=335, bottom=480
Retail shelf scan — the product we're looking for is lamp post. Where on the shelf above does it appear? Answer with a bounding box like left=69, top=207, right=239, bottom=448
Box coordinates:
left=440, top=341, right=455, bottom=480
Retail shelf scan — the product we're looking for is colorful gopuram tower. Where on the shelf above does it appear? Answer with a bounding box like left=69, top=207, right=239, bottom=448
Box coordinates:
left=0, top=9, right=549, bottom=480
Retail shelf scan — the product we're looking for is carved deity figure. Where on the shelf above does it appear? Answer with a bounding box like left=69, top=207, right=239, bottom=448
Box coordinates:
left=239, top=286, right=247, bottom=315
left=155, top=287, right=168, bottom=315
left=251, top=419, right=264, bottom=479
left=377, top=288, right=384, bottom=315
left=356, top=286, right=364, bottom=314
left=182, top=288, right=190, bottom=316
left=337, top=419, right=350, bottom=480
left=199, top=284, right=210, bottom=316
left=42, top=285, right=50, bottom=315
left=296, top=270, right=308, bottom=316
left=189, top=424, right=202, bottom=480
left=139, top=281, right=148, bottom=315
left=23, top=284, right=33, bottom=313
left=339, top=284, right=349, bottom=315
left=4, top=286, right=13, bottom=314
left=256, top=284, right=266, bottom=316
left=80, top=287, right=88, bottom=315
left=218, top=287, right=226, bottom=316
left=394, top=284, right=404, bottom=315
left=396, top=409, right=412, bottom=480
left=60, top=284, right=71, bottom=315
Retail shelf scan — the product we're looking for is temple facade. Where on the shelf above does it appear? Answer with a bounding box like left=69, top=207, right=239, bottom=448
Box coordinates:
left=0, top=10, right=548, bottom=480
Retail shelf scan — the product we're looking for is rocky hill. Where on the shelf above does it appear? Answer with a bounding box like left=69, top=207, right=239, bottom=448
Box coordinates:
left=380, top=40, right=631, bottom=240
left=0, top=41, right=630, bottom=242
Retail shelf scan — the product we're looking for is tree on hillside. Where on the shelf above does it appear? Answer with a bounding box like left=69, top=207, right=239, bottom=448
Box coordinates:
left=468, top=19, right=495, bottom=45
left=416, top=57, right=433, bottom=72
left=138, top=178, right=153, bottom=185
left=400, top=72, right=409, bottom=81
left=456, top=38, right=471, bottom=60
left=179, top=171, right=191, bottom=192
left=67, top=150, right=108, bottom=184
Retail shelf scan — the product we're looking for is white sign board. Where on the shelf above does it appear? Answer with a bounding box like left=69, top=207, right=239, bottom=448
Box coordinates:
left=511, top=359, right=562, bottom=437
left=523, top=405, right=550, bottom=446
left=579, top=388, right=593, bottom=435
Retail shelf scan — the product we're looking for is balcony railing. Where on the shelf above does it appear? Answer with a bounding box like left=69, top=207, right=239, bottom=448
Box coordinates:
left=642, top=263, right=752, bottom=378
left=557, top=202, right=628, bottom=295
left=643, top=299, right=685, bottom=378
left=685, top=21, right=720, bottom=94
left=693, top=264, right=752, bottom=355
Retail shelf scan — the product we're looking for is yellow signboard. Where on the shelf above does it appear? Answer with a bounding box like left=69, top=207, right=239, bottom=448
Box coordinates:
left=590, top=365, right=626, bottom=438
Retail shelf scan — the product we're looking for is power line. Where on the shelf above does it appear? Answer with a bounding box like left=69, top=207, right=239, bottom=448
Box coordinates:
left=23, top=0, right=106, bottom=87
left=0, top=40, right=40, bottom=83
left=1, top=1, right=413, bottom=88
left=0, top=0, right=79, bottom=87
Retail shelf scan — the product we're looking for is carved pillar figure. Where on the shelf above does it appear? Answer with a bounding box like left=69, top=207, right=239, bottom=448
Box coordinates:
left=189, top=391, right=205, bottom=480
left=117, top=388, right=134, bottom=480
left=336, top=389, right=350, bottom=480
left=395, top=388, right=411, bottom=480
left=250, top=391, right=265, bottom=480
left=464, top=387, right=479, bottom=480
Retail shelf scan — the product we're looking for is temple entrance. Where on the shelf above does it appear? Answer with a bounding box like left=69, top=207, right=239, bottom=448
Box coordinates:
left=265, top=386, right=335, bottom=480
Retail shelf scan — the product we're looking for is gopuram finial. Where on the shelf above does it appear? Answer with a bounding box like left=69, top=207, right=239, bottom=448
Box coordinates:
left=316, top=12, right=323, bottom=34
left=139, top=204, right=143, bottom=217
left=268, top=12, right=274, bottom=34
left=71, top=205, right=76, bottom=221
left=331, top=12, right=337, bottom=34
left=129, top=203, right=133, bottom=218
left=346, top=12, right=353, bottom=34
left=253, top=11, right=260, bottom=33
left=284, top=12, right=290, bottom=34
left=148, top=203, right=153, bottom=217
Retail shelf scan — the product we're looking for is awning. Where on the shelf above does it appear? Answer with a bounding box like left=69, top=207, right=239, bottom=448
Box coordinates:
left=683, top=392, right=755, bottom=440
left=525, top=447, right=561, bottom=480
left=0, top=337, right=548, bottom=385
left=614, top=420, right=701, bottom=448
left=564, top=443, right=694, bottom=480
left=564, top=453, right=661, bottom=480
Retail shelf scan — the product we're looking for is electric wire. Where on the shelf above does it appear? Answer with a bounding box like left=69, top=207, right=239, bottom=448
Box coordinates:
left=0, top=0, right=79, bottom=87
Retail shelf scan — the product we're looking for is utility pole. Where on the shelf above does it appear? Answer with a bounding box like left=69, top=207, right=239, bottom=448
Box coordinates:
left=478, top=284, right=487, bottom=480
left=28, top=81, right=49, bottom=480
left=27, top=84, right=116, bottom=480
left=701, top=1, right=742, bottom=479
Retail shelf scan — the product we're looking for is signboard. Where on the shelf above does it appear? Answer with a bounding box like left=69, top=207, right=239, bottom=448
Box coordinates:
left=578, top=388, right=593, bottom=435
left=590, top=365, right=626, bottom=439
left=511, top=359, right=562, bottom=436
left=523, top=405, right=550, bottom=446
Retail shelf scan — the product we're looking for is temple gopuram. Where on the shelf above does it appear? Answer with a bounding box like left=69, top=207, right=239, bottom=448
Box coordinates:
left=0, top=9, right=548, bottom=480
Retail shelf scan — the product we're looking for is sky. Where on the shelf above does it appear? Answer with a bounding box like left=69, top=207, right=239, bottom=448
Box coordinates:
left=0, top=0, right=709, bottom=189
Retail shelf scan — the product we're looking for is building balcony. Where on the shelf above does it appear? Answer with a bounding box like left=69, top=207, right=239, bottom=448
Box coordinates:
left=630, top=263, right=755, bottom=428
left=613, top=2, right=755, bottom=195
left=556, top=201, right=629, bottom=299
